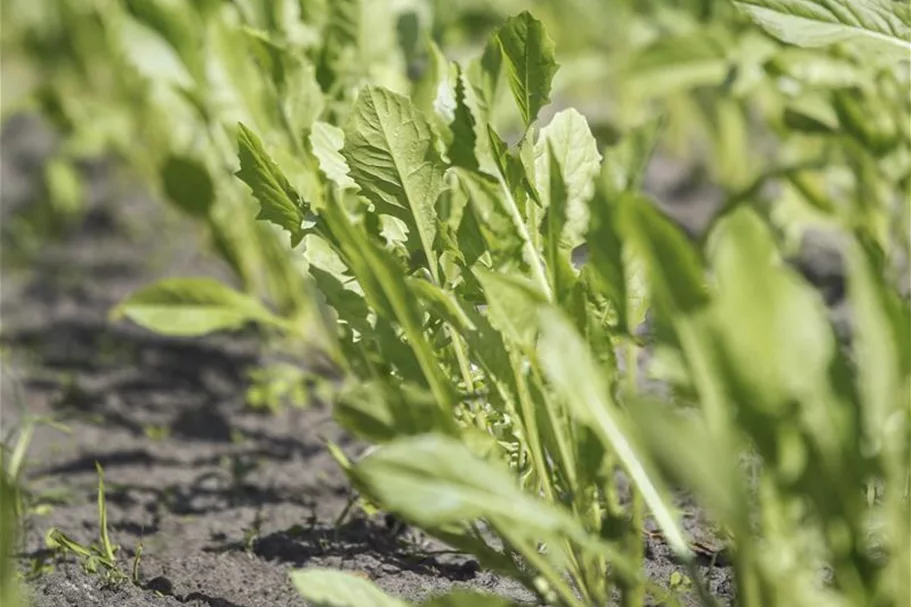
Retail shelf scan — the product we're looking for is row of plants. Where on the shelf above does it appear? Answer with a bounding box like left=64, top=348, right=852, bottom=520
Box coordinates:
left=2, top=1, right=909, bottom=605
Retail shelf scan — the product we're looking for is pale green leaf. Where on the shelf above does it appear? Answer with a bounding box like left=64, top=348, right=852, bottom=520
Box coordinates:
left=535, top=108, right=602, bottom=247
left=117, top=15, right=193, bottom=88
left=475, top=269, right=546, bottom=350
left=111, top=278, right=282, bottom=337
left=494, top=11, right=559, bottom=128
left=454, top=169, right=525, bottom=270
left=420, top=590, right=525, bottom=607
left=350, top=434, right=638, bottom=580
left=310, top=120, right=357, bottom=190
left=290, top=568, right=408, bottom=607
left=735, top=0, right=911, bottom=56
left=236, top=122, right=308, bottom=246
left=844, top=238, right=910, bottom=449
left=342, top=86, right=447, bottom=280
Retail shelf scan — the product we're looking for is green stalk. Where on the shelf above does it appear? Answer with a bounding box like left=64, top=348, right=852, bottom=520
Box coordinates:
left=621, top=340, right=645, bottom=607
left=496, top=173, right=553, bottom=301
left=498, top=525, right=585, bottom=607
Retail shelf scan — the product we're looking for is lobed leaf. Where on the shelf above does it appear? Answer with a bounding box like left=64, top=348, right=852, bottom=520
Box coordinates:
left=342, top=86, right=447, bottom=280
left=236, top=123, right=309, bottom=246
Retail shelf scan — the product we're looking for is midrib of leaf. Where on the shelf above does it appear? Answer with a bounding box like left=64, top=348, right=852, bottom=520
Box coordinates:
left=735, top=0, right=911, bottom=53
left=344, top=87, right=444, bottom=284
left=375, top=109, right=439, bottom=283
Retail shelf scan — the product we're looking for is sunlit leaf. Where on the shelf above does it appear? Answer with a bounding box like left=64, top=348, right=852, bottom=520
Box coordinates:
left=111, top=277, right=283, bottom=336
left=735, top=0, right=911, bottom=56
left=290, top=568, right=408, bottom=607
left=342, top=86, right=447, bottom=280
left=236, top=122, right=309, bottom=246
left=494, top=11, right=559, bottom=128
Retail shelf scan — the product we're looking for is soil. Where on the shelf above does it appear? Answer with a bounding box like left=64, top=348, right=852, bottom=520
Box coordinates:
left=1, top=113, right=847, bottom=606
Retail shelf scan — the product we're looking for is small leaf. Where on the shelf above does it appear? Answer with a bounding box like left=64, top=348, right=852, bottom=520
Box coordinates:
left=290, top=568, right=408, bottom=607
left=494, top=11, right=559, bottom=128
left=475, top=269, right=546, bottom=350
left=449, top=66, right=479, bottom=171
left=310, top=120, right=357, bottom=191
left=236, top=123, right=308, bottom=246
left=600, top=118, right=665, bottom=196
left=161, top=154, right=214, bottom=218
left=735, top=0, right=911, bottom=57
left=111, top=277, right=281, bottom=336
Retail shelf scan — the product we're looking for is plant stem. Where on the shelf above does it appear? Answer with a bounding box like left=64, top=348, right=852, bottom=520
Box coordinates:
left=496, top=174, right=553, bottom=301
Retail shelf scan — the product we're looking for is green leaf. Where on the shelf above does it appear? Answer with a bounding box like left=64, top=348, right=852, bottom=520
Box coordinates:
left=586, top=189, right=629, bottom=332
left=601, top=118, right=665, bottom=196
left=734, top=0, right=911, bottom=56
left=625, top=397, right=748, bottom=533
left=845, top=237, right=911, bottom=449
left=707, top=208, right=838, bottom=417
left=290, top=568, right=408, bottom=607
left=494, top=11, right=559, bottom=128
left=540, top=142, right=576, bottom=302
left=350, top=433, right=637, bottom=580
left=537, top=307, right=693, bottom=560
left=161, top=154, right=214, bottom=218
left=475, top=269, right=547, bottom=351
left=111, top=278, right=282, bottom=337
left=618, top=196, right=708, bottom=316
left=342, top=86, right=447, bottom=281
left=309, top=120, right=357, bottom=191
left=420, top=590, right=525, bottom=607
left=454, top=169, right=525, bottom=270
left=335, top=380, right=449, bottom=443
left=236, top=122, right=308, bottom=246
left=535, top=108, right=602, bottom=247
left=449, top=66, right=480, bottom=171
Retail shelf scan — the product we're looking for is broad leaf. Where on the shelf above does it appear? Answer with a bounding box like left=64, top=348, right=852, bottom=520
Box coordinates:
left=350, top=433, right=638, bottom=580
left=342, top=86, right=447, bottom=280
left=111, top=277, right=282, bottom=336
left=735, top=0, right=911, bottom=56
left=535, top=108, right=602, bottom=247
left=290, top=568, right=408, bottom=607
left=236, top=123, right=309, bottom=246
left=494, top=11, right=559, bottom=128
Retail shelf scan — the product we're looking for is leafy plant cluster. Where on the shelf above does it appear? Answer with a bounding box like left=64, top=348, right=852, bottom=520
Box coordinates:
left=2, top=1, right=909, bottom=606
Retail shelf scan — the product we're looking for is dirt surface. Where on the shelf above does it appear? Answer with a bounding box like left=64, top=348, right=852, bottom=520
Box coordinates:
left=2, top=112, right=858, bottom=606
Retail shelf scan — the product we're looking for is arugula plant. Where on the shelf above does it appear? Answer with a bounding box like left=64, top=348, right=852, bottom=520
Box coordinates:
left=112, top=3, right=910, bottom=605
left=6, top=0, right=909, bottom=605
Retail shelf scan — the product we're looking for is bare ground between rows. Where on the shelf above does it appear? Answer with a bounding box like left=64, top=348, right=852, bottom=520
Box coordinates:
left=7, top=113, right=863, bottom=606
